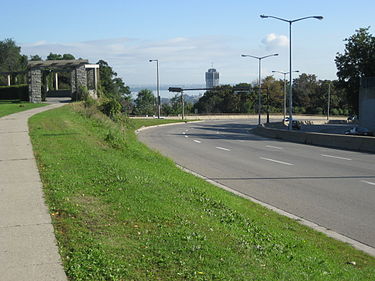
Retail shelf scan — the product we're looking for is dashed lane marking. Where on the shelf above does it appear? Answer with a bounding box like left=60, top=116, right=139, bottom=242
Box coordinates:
left=260, top=157, right=294, bottom=166
left=320, top=154, right=352, bottom=161
left=216, top=146, right=231, bottom=151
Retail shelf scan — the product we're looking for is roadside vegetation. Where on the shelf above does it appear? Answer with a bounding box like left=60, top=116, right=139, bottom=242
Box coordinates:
left=0, top=100, right=46, bottom=117
left=29, top=102, right=375, bottom=280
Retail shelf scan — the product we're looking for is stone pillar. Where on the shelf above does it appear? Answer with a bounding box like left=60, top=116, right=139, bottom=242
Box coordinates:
left=28, top=69, right=42, bottom=103
left=70, top=69, right=76, bottom=94
left=7, top=75, right=11, bottom=86
left=94, top=68, right=98, bottom=90
left=75, top=64, right=87, bottom=89
left=55, top=72, right=59, bottom=90
left=86, top=68, right=95, bottom=89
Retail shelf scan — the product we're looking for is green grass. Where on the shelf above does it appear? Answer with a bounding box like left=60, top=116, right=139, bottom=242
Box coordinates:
left=29, top=104, right=375, bottom=280
left=0, top=100, right=46, bottom=117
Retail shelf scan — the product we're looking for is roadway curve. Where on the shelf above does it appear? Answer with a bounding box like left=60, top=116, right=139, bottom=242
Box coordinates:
left=138, top=119, right=375, bottom=248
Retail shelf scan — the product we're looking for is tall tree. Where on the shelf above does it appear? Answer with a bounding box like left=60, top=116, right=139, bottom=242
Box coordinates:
left=134, top=89, right=156, bottom=116
left=97, top=60, right=131, bottom=101
left=0, top=39, right=27, bottom=72
left=335, top=27, right=375, bottom=113
left=0, top=39, right=27, bottom=85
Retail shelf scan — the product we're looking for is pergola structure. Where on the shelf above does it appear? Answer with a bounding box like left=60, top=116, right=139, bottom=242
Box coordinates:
left=27, top=59, right=99, bottom=103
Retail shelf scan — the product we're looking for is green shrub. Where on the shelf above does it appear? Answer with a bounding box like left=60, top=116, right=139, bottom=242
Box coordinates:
left=331, top=108, right=340, bottom=115
left=0, top=85, right=28, bottom=101
left=99, top=98, right=122, bottom=120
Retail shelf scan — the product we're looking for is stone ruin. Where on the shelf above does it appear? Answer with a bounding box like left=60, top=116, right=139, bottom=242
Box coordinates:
left=27, top=59, right=99, bottom=103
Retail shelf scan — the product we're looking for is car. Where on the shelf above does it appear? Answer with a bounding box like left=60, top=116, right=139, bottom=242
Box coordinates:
left=283, top=117, right=302, bottom=130
left=347, top=115, right=357, bottom=122
left=344, top=126, right=373, bottom=136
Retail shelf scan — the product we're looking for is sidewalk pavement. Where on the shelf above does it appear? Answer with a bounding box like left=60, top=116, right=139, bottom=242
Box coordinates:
left=0, top=103, right=67, bottom=281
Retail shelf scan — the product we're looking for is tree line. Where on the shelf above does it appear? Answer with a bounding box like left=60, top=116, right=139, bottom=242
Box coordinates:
left=0, top=26, right=374, bottom=116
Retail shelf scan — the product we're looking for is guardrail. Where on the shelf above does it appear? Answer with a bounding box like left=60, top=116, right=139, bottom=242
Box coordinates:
left=252, top=126, right=375, bottom=153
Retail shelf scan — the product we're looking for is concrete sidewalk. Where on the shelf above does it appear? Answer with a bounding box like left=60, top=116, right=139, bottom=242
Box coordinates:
left=0, top=104, right=67, bottom=281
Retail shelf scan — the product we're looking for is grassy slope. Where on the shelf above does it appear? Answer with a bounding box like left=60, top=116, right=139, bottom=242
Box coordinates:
left=29, top=104, right=375, bottom=281
left=0, top=100, right=46, bottom=117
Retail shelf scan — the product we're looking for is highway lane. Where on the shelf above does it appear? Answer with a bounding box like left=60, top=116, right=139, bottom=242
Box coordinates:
left=138, top=120, right=375, bottom=248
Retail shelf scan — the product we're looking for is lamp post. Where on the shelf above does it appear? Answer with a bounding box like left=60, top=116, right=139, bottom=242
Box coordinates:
left=241, top=53, right=278, bottom=125
left=261, top=14, right=323, bottom=129
left=272, top=70, right=299, bottom=120
left=149, top=59, right=160, bottom=119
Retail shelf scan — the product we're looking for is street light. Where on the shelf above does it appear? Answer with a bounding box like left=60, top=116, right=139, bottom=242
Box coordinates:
left=241, top=53, right=278, bottom=125
left=272, top=70, right=299, bottom=120
left=261, top=14, right=323, bottom=129
left=149, top=59, right=160, bottom=118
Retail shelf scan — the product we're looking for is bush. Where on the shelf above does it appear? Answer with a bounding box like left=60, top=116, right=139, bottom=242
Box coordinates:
left=99, top=98, right=122, bottom=120
left=331, top=108, right=339, bottom=115
left=0, top=85, right=28, bottom=101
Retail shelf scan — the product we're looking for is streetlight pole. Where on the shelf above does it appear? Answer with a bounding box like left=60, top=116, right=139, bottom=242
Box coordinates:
left=272, top=70, right=299, bottom=120
left=149, top=59, right=160, bottom=119
left=327, top=82, right=331, bottom=121
left=241, top=53, right=278, bottom=125
left=261, top=14, right=323, bottom=129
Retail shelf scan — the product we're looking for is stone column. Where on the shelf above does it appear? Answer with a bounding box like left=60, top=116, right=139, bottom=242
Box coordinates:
left=7, top=75, right=11, bottom=86
left=86, top=68, right=95, bottom=89
left=70, top=69, right=76, bottom=94
left=28, top=69, right=42, bottom=103
left=55, top=72, right=59, bottom=90
left=75, top=64, right=87, bottom=89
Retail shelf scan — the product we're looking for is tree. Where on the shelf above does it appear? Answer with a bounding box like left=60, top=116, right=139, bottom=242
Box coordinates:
left=0, top=39, right=28, bottom=85
left=293, top=73, right=319, bottom=113
left=46, top=53, right=75, bottom=60
left=261, top=76, right=284, bottom=113
left=193, top=84, right=256, bottom=114
left=0, top=39, right=27, bottom=72
left=134, top=89, right=156, bottom=116
left=335, top=27, right=375, bottom=114
left=97, top=60, right=131, bottom=102
left=29, top=55, right=42, bottom=61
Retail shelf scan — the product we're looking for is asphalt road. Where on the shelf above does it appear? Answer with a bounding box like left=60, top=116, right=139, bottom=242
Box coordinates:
left=138, top=119, right=375, bottom=248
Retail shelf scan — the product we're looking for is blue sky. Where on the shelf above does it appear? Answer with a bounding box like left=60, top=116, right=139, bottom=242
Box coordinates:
left=2, top=0, right=374, bottom=87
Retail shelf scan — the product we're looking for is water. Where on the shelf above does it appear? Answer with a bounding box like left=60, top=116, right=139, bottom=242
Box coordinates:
left=131, top=89, right=204, bottom=99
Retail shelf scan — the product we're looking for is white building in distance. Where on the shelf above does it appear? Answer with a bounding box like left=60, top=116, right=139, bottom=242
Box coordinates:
left=205, top=68, right=219, bottom=88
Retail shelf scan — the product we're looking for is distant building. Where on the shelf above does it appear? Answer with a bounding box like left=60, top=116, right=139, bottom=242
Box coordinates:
left=205, top=68, right=219, bottom=88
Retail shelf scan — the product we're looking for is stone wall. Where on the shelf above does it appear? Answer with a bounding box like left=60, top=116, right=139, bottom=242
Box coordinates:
left=359, top=77, right=375, bottom=131
left=28, top=69, right=42, bottom=103
left=86, top=68, right=95, bottom=90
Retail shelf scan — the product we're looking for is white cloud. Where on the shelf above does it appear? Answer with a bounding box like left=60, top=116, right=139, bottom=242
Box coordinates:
left=20, top=36, right=242, bottom=85
left=261, top=33, right=288, bottom=51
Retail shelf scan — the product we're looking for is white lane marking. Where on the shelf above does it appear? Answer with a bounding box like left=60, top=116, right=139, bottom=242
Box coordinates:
left=216, top=146, right=231, bottom=151
left=266, top=145, right=283, bottom=150
left=193, top=140, right=201, bottom=143
left=320, top=154, right=352, bottom=161
left=260, top=157, right=294, bottom=166
left=361, top=180, right=375, bottom=186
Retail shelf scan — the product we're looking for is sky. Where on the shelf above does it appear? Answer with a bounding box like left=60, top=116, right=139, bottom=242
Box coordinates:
left=2, top=0, right=374, bottom=89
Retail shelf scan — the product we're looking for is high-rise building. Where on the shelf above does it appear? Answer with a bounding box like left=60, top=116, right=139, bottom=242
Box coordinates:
left=205, top=68, right=219, bottom=88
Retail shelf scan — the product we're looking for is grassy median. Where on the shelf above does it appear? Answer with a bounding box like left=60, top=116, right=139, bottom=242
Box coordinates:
left=0, top=100, right=46, bottom=117
left=29, top=104, right=375, bottom=280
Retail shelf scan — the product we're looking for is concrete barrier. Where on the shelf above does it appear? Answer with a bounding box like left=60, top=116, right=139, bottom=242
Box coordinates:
left=252, top=126, right=375, bottom=153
